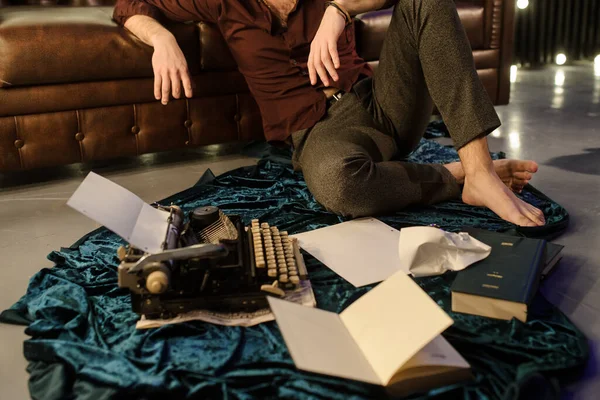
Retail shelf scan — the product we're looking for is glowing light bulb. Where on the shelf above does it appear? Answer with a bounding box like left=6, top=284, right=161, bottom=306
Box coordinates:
left=517, top=0, right=529, bottom=9
left=595, top=55, right=600, bottom=64
left=510, top=65, right=518, bottom=83
left=556, top=54, right=567, bottom=65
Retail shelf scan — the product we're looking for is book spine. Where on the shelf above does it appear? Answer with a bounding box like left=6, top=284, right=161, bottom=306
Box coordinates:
left=523, top=240, right=547, bottom=303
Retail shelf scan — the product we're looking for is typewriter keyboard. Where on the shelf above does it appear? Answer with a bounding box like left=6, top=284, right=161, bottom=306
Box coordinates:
left=250, top=219, right=303, bottom=296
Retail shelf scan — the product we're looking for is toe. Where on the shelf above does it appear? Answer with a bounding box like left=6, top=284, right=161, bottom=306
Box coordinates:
left=511, top=210, right=538, bottom=227
left=523, top=203, right=545, bottom=226
left=514, top=171, right=533, bottom=181
left=523, top=160, right=539, bottom=173
left=510, top=179, right=529, bottom=192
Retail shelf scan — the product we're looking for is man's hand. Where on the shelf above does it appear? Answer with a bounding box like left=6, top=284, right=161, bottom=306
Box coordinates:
left=151, top=33, right=193, bottom=105
left=307, top=6, right=346, bottom=86
left=123, top=15, right=193, bottom=105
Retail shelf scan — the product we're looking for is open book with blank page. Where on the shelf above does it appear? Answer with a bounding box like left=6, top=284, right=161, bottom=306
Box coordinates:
left=268, top=271, right=471, bottom=397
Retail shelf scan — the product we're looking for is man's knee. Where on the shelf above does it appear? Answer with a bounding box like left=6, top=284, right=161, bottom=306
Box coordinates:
left=304, top=153, right=375, bottom=218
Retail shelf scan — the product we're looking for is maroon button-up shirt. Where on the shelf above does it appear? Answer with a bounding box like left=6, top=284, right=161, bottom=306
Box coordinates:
left=113, top=0, right=371, bottom=142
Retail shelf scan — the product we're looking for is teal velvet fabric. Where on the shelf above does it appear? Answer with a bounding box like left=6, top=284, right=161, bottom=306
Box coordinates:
left=1, top=134, right=587, bottom=400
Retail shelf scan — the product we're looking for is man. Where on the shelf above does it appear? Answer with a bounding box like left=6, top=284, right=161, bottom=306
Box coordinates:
left=113, top=0, right=545, bottom=227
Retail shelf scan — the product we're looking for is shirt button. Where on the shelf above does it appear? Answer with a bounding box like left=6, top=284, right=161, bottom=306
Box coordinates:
left=290, top=59, right=298, bottom=66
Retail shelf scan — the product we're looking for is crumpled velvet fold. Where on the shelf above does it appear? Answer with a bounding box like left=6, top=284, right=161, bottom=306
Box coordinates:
left=1, top=133, right=585, bottom=400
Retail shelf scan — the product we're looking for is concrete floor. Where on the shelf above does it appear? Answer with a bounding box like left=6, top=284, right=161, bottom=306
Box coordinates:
left=1, top=64, right=599, bottom=399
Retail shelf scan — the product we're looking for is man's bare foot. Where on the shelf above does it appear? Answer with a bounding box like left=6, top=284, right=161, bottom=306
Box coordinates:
left=461, top=171, right=546, bottom=227
left=444, top=159, right=538, bottom=193
left=452, top=135, right=544, bottom=227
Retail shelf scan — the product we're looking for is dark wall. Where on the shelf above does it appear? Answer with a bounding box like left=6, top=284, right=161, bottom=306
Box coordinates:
left=514, top=0, right=600, bottom=65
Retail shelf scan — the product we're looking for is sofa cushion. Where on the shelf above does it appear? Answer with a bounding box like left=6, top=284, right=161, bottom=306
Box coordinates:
left=355, top=3, right=486, bottom=62
left=0, top=6, right=200, bottom=88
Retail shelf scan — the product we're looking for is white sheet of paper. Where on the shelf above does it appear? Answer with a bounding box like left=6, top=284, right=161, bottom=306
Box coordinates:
left=292, top=218, right=405, bottom=287
left=67, top=172, right=170, bottom=253
left=340, top=270, right=454, bottom=384
left=267, top=297, right=380, bottom=385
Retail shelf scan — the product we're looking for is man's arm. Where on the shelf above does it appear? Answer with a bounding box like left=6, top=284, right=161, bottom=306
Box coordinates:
left=113, top=0, right=220, bottom=104
left=307, top=0, right=390, bottom=86
left=125, top=15, right=193, bottom=104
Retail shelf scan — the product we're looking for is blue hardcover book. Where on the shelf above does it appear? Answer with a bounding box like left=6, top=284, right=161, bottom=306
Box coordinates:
left=451, top=231, right=547, bottom=322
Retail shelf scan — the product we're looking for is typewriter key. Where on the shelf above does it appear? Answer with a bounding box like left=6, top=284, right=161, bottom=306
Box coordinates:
left=260, top=284, right=285, bottom=297
left=268, top=269, right=277, bottom=277
left=279, top=274, right=289, bottom=283
left=290, top=276, right=300, bottom=284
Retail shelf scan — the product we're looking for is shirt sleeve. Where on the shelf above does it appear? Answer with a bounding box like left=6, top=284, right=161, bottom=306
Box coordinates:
left=113, top=0, right=220, bottom=26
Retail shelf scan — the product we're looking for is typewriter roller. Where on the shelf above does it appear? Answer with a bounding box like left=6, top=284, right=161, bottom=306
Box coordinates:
left=117, top=205, right=309, bottom=319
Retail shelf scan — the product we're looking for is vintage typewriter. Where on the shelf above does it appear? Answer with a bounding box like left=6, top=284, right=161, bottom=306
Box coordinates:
left=117, top=205, right=308, bottom=319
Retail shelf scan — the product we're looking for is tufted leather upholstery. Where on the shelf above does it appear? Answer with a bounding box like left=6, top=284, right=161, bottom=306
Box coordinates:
left=0, top=1, right=515, bottom=171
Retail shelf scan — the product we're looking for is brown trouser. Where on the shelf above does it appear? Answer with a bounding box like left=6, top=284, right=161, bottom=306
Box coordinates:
left=291, top=0, right=501, bottom=218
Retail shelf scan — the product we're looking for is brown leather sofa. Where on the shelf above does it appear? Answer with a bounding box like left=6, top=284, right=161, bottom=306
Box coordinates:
left=0, top=1, right=515, bottom=171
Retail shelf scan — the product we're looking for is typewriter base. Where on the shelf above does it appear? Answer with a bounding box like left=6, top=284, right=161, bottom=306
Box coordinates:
left=131, top=292, right=272, bottom=319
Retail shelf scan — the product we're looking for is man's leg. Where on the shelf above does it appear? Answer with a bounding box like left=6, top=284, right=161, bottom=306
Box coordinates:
left=363, top=0, right=544, bottom=226
left=292, top=94, right=461, bottom=218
